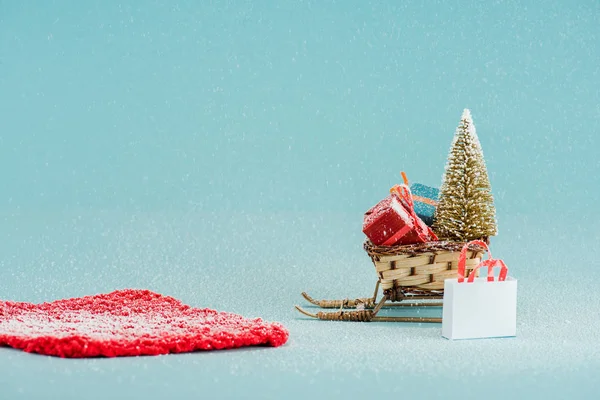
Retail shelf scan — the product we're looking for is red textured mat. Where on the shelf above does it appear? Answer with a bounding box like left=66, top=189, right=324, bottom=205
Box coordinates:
left=0, top=289, right=289, bottom=358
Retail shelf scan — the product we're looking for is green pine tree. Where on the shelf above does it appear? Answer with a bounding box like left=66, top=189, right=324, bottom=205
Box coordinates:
left=432, top=109, right=498, bottom=242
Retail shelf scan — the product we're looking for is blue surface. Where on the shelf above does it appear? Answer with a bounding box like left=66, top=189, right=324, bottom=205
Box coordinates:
left=1, top=1, right=600, bottom=399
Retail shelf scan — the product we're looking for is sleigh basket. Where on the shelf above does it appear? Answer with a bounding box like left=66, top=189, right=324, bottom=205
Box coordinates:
left=295, top=239, right=487, bottom=323
left=363, top=239, right=485, bottom=301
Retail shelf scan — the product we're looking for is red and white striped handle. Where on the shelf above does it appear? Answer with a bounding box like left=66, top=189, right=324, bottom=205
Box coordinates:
left=457, top=240, right=508, bottom=283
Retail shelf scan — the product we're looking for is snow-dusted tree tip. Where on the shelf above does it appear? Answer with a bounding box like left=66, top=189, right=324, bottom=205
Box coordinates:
left=432, top=109, right=497, bottom=242
left=461, top=108, right=472, bottom=121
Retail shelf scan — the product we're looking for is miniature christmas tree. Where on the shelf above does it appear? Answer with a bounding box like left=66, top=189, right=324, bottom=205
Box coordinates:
left=432, top=109, right=497, bottom=242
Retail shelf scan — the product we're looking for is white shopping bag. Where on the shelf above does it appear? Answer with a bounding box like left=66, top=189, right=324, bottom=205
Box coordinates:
left=442, top=240, right=517, bottom=340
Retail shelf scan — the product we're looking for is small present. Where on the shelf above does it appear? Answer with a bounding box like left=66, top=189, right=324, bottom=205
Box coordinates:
left=363, top=184, right=438, bottom=246
left=399, top=172, right=439, bottom=226
left=410, top=183, right=439, bottom=226
left=442, top=240, right=518, bottom=340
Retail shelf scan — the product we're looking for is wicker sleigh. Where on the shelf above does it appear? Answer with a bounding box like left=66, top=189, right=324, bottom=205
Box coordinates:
left=295, top=239, right=487, bottom=323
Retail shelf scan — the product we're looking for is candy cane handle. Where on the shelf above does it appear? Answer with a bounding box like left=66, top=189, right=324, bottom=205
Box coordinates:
left=467, top=259, right=509, bottom=283
left=457, top=240, right=490, bottom=283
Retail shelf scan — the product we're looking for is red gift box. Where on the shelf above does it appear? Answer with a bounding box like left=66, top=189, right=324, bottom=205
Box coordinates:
left=363, top=184, right=438, bottom=246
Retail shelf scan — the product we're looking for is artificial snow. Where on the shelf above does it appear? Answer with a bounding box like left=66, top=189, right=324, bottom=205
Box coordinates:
left=0, top=211, right=598, bottom=400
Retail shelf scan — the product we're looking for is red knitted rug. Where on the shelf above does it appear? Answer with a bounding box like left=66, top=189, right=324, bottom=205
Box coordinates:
left=0, top=289, right=289, bottom=358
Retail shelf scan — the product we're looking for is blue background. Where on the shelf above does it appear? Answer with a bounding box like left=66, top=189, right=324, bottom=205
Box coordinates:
left=1, top=0, right=599, bottom=399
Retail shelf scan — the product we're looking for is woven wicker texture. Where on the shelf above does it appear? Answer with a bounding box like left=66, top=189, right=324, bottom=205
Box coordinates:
left=364, top=240, right=485, bottom=294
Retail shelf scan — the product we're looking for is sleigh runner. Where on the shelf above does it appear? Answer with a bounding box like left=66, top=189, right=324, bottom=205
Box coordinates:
left=295, top=240, right=486, bottom=323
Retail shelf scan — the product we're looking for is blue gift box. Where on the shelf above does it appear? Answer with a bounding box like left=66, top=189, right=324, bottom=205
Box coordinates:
left=410, top=183, right=439, bottom=226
